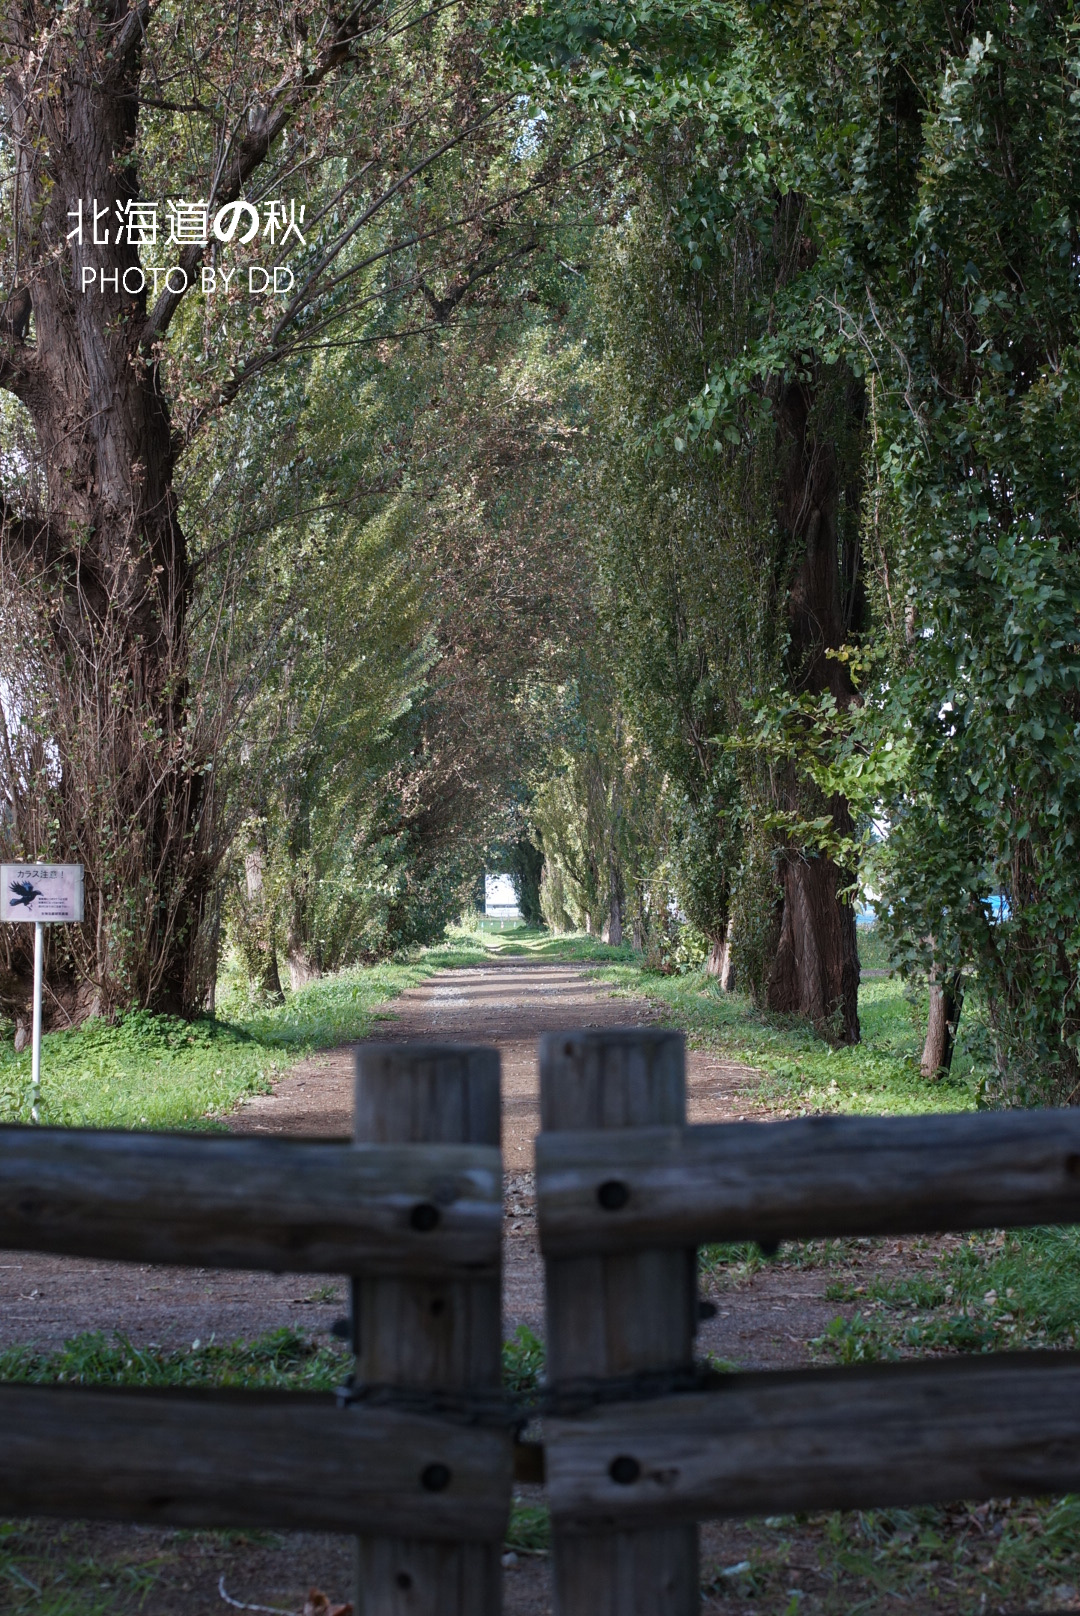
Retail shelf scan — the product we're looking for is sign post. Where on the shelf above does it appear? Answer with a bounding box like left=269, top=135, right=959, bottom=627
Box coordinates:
left=31, top=919, right=43, bottom=1121
left=0, top=864, right=85, bottom=1122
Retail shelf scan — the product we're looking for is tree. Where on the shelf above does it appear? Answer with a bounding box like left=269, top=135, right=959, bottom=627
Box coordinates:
left=585, top=205, right=768, bottom=976
left=512, top=2, right=867, bottom=1038
left=0, top=0, right=565, bottom=1018
left=530, top=677, right=663, bottom=945
left=757, top=2, right=1080, bottom=1095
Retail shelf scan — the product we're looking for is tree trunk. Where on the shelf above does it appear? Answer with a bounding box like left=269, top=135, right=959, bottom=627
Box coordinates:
left=0, top=9, right=213, bottom=1016
left=239, top=850, right=283, bottom=1003
left=921, top=971, right=965, bottom=1078
left=765, top=366, right=865, bottom=1045
left=768, top=849, right=860, bottom=1042
left=606, top=722, right=625, bottom=947
left=706, top=917, right=736, bottom=991
left=285, top=895, right=322, bottom=992
left=286, top=949, right=321, bottom=993
left=606, top=850, right=624, bottom=946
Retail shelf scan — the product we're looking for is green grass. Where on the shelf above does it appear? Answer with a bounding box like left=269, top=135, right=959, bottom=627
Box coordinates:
left=446, top=918, right=634, bottom=964
left=0, top=935, right=489, bottom=1130
left=3, top=1323, right=1077, bottom=1613
left=475, top=918, right=994, bottom=1117
left=0, top=1323, right=553, bottom=1608
left=854, top=923, right=893, bottom=974
left=814, top=1225, right=1080, bottom=1363
left=0, top=1520, right=160, bottom=1616
left=700, top=1238, right=855, bottom=1288
left=701, top=1495, right=1080, bottom=1614
left=505, top=1502, right=551, bottom=1556
left=0, top=1323, right=548, bottom=1396
left=502, top=1323, right=544, bottom=1397
left=584, top=961, right=984, bottom=1117
left=0, top=1328, right=350, bottom=1392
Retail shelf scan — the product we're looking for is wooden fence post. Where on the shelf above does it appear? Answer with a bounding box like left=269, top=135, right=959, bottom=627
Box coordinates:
left=540, top=1029, right=699, bottom=1616
left=354, top=1042, right=503, bottom=1616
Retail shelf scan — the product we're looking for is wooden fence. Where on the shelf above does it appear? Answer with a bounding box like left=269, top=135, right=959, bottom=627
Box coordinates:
left=3, top=1029, right=1080, bottom=1614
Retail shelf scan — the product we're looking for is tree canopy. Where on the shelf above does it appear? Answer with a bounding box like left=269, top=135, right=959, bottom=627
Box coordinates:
left=2, top=0, right=1079, bottom=1101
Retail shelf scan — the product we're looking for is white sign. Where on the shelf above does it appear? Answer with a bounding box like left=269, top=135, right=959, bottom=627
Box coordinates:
left=0, top=864, right=84, bottom=923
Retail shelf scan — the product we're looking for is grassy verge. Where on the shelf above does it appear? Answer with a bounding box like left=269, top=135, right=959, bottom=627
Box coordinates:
left=700, top=1495, right=1080, bottom=1615
left=696, top=1229, right=1080, bottom=1613
left=582, top=949, right=988, bottom=1118
left=446, top=918, right=634, bottom=964
left=0, top=916, right=987, bottom=1130
left=0, top=1320, right=546, bottom=1403
left=0, top=936, right=488, bottom=1130
left=0, top=1328, right=349, bottom=1392
left=0, top=918, right=629, bottom=1130
left=814, top=1225, right=1080, bottom=1364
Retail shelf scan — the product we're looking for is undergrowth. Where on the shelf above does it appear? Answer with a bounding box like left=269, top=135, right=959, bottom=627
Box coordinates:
left=502, top=1323, right=544, bottom=1396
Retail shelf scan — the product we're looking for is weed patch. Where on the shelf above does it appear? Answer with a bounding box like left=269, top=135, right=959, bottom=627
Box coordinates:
left=505, top=1503, right=551, bottom=1555
left=812, top=1226, right=1080, bottom=1365
left=0, top=1328, right=348, bottom=1392
left=502, top=1324, right=544, bottom=1397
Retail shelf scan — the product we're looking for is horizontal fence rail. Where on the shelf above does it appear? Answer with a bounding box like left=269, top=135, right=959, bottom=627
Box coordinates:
left=536, top=1108, right=1080, bottom=1257
left=0, top=1127, right=502, bottom=1276
left=8, top=1031, right=1080, bottom=1616
left=545, top=1351, right=1080, bottom=1531
left=0, top=1383, right=512, bottom=1540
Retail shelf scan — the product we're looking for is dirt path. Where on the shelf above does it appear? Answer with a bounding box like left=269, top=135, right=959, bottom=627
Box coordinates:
left=0, top=959, right=772, bottom=1354
left=0, top=958, right=871, bottom=1616
left=232, top=956, right=777, bottom=1353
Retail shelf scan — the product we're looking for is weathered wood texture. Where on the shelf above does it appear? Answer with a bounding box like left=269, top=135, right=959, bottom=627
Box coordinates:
left=540, top=1029, right=699, bottom=1616
left=353, top=1043, right=504, bottom=1616
left=0, top=1384, right=511, bottom=1540
left=537, top=1109, right=1080, bottom=1257
left=546, top=1351, right=1080, bottom=1529
left=0, top=1127, right=501, bottom=1276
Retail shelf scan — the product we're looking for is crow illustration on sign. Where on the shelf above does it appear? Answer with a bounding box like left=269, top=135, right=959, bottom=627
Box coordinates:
left=9, top=879, right=44, bottom=908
